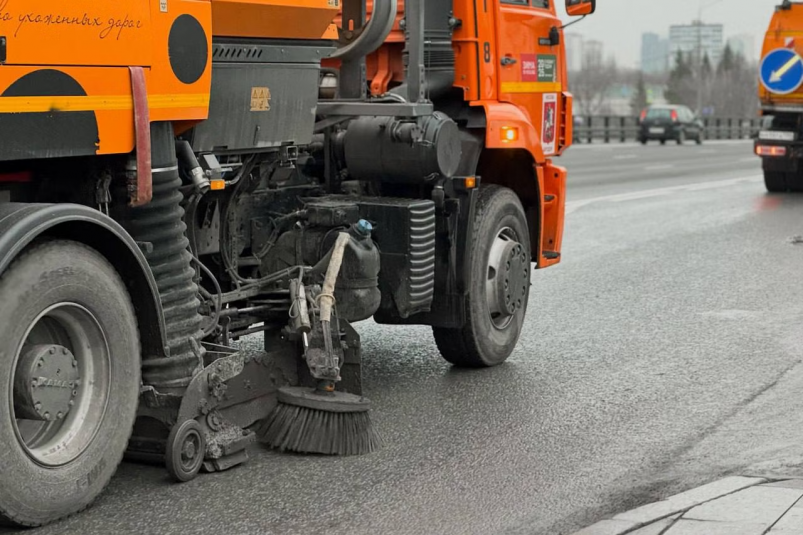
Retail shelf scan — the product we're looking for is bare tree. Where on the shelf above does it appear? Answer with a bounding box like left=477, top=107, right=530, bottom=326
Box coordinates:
left=570, top=54, right=619, bottom=116
left=666, top=45, right=758, bottom=117
left=710, top=46, right=757, bottom=117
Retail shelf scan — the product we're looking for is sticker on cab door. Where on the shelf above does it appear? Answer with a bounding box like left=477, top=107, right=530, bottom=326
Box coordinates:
left=521, top=54, right=538, bottom=82
left=542, top=93, right=558, bottom=155
left=537, top=55, right=557, bottom=82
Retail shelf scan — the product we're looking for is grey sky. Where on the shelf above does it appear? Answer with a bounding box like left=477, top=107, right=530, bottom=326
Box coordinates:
left=561, top=0, right=774, bottom=68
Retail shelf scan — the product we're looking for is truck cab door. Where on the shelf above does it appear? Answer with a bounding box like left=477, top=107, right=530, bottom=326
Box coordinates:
left=495, top=0, right=563, bottom=156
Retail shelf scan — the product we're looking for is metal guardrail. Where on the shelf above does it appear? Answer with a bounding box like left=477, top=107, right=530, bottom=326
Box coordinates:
left=573, top=117, right=763, bottom=144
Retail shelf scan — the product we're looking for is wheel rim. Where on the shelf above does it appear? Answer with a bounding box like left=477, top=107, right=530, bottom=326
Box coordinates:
left=485, top=226, right=529, bottom=330
left=10, top=303, right=111, bottom=466
left=178, top=429, right=203, bottom=473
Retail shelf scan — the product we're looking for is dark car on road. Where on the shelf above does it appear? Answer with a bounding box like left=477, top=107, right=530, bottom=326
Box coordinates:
left=638, top=105, right=704, bottom=145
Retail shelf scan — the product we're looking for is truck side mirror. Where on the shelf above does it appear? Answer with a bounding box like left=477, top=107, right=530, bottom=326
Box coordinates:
left=566, top=0, right=595, bottom=16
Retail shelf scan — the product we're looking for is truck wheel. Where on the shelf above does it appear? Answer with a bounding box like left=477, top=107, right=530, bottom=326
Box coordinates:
left=660, top=139, right=666, bottom=145
left=765, top=171, right=792, bottom=193
left=677, top=129, right=686, bottom=145
left=0, top=240, right=140, bottom=527
left=433, top=186, right=531, bottom=367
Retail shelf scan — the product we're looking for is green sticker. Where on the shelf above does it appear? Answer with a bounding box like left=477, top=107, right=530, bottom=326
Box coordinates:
left=537, top=55, right=557, bottom=83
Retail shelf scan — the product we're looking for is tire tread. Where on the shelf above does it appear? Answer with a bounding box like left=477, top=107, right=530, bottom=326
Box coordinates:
left=433, top=185, right=526, bottom=368
left=0, top=239, right=140, bottom=527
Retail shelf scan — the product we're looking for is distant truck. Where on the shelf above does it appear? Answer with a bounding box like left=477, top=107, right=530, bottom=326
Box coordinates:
left=756, top=0, right=803, bottom=191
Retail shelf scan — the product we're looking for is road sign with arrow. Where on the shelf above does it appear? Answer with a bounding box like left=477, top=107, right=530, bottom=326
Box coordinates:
left=761, top=48, right=803, bottom=95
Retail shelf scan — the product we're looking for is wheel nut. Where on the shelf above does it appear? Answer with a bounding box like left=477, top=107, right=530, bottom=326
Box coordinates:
left=72, top=360, right=77, bottom=368
left=62, top=347, right=68, bottom=355
left=49, top=347, right=55, bottom=355
left=43, top=412, right=50, bottom=419
left=56, top=412, right=63, bottom=420
left=34, top=402, right=42, bottom=412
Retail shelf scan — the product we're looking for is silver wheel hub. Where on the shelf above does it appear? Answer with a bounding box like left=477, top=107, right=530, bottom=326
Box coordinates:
left=11, top=304, right=111, bottom=466
left=14, top=344, right=80, bottom=422
left=486, top=228, right=529, bottom=329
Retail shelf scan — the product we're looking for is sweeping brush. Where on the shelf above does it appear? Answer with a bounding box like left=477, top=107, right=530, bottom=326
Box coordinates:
left=260, top=386, right=381, bottom=455
left=260, top=232, right=381, bottom=456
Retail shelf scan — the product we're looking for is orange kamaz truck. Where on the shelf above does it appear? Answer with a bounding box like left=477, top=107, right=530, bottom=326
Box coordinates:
left=0, top=0, right=593, bottom=526
left=757, top=0, right=803, bottom=191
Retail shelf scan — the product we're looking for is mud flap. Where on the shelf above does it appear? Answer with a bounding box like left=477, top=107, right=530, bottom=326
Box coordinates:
left=540, top=161, right=566, bottom=268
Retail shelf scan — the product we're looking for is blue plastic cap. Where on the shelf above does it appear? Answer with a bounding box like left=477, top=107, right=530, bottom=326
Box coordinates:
left=356, top=219, right=373, bottom=236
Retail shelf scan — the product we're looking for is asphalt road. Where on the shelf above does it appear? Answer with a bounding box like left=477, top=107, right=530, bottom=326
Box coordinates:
left=21, top=140, right=803, bottom=535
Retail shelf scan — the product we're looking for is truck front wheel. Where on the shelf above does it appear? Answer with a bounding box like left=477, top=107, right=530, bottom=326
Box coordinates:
left=0, top=240, right=140, bottom=527
left=433, top=186, right=531, bottom=367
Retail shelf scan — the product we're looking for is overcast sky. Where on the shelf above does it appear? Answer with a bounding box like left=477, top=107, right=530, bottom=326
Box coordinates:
left=561, top=0, right=774, bottom=68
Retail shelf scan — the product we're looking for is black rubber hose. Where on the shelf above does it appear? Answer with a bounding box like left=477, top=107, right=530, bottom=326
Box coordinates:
left=176, top=140, right=201, bottom=172
left=192, top=255, right=223, bottom=338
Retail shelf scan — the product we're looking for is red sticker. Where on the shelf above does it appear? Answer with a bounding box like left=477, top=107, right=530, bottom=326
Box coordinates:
left=521, top=54, right=538, bottom=82
left=542, top=93, right=558, bottom=155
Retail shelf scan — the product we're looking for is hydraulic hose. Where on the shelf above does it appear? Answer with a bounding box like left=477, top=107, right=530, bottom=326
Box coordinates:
left=329, top=0, right=397, bottom=62
left=316, top=232, right=351, bottom=389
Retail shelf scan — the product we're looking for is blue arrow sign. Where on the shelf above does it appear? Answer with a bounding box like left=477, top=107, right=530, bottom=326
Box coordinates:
left=761, top=48, right=803, bottom=95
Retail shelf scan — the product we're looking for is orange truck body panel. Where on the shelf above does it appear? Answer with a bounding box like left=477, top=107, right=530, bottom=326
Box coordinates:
left=760, top=3, right=803, bottom=107
left=0, top=0, right=336, bottom=155
left=211, top=0, right=339, bottom=40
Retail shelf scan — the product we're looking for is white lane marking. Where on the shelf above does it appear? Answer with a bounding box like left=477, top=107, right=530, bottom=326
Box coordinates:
left=644, top=164, right=675, bottom=171
left=569, top=139, right=752, bottom=150
left=613, top=154, right=638, bottom=160
left=566, top=175, right=762, bottom=215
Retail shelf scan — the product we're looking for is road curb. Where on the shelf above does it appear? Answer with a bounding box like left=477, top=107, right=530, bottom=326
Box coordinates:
left=572, top=476, right=768, bottom=535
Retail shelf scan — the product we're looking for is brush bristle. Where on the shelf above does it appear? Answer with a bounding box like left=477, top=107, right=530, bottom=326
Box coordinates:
left=258, top=403, right=382, bottom=456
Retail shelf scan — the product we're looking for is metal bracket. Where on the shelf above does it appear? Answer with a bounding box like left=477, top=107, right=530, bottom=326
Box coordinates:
left=317, top=101, right=434, bottom=117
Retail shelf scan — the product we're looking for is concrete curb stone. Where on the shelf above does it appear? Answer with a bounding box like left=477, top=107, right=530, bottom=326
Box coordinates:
left=572, top=476, right=767, bottom=535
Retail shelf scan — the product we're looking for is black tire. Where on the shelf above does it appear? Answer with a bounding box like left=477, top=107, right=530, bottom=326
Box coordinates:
left=433, top=186, right=531, bottom=367
left=660, top=139, right=666, bottom=145
left=0, top=240, right=140, bottom=527
left=765, top=171, right=793, bottom=193
left=677, top=129, right=686, bottom=145
left=640, top=138, right=647, bottom=145
left=696, top=133, right=703, bottom=145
